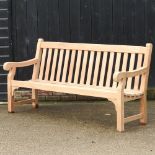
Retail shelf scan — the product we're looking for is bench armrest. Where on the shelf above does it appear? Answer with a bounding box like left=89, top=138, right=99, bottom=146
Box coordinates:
left=3, top=58, right=38, bottom=71
left=113, top=67, right=148, bottom=82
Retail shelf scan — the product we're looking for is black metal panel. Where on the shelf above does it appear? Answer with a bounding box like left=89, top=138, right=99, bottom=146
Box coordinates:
left=0, top=0, right=11, bottom=101
left=3, top=0, right=155, bottom=96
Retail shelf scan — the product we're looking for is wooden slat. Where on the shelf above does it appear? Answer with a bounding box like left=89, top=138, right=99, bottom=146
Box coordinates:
left=39, top=48, right=47, bottom=80
left=113, top=53, right=121, bottom=88
left=74, top=50, right=82, bottom=83
left=41, top=42, right=147, bottom=54
left=122, top=53, right=128, bottom=71
left=56, top=49, right=64, bottom=81
left=68, top=50, right=76, bottom=83
left=99, top=52, right=108, bottom=86
left=14, top=99, right=35, bottom=105
left=134, top=54, right=143, bottom=90
left=86, top=51, right=95, bottom=85
left=80, top=50, right=88, bottom=84
left=126, top=53, right=136, bottom=89
left=44, top=49, right=52, bottom=81
left=106, top=52, right=114, bottom=87
left=93, top=52, right=101, bottom=85
left=12, top=80, right=119, bottom=99
left=62, top=49, right=70, bottom=82
left=50, top=49, right=58, bottom=81
left=32, top=39, right=44, bottom=80
left=124, top=113, right=142, bottom=123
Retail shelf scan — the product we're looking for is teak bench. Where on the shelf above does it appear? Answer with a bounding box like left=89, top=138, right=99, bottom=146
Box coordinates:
left=3, top=39, right=153, bottom=132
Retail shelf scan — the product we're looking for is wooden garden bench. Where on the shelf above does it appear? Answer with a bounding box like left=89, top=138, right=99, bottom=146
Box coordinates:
left=3, top=39, right=152, bottom=132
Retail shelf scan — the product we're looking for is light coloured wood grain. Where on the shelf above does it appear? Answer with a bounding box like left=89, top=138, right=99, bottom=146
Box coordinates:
left=44, top=49, right=52, bottom=81
left=68, top=50, right=76, bottom=83
left=113, top=53, right=121, bottom=88
left=113, top=67, right=148, bottom=82
left=99, top=52, right=108, bottom=86
left=93, top=52, right=101, bottom=85
left=124, top=113, right=142, bottom=123
left=122, top=53, right=128, bottom=71
left=62, top=49, right=70, bottom=82
left=3, top=58, right=38, bottom=71
left=134, top=54, right=143, bottom=90
left=126, top=53, right=136, bottom=89
left=39, top=48, right=47, bottom=80
left=86, top=51, right=95, bottom=85
left=32, top=38, right=44, bottom=80
left=140, top=43, right=153, bottom=124
left=74, top=50, right=82, bottom=83
left=80, top=51, right=88, bottom=84
left=56, top=49, right=64, bottom=81
left=106, top=52, right=114, bottom=87
left=41, top=42, right=146, bottom=54
left=50, top=49, right=58, bottom=81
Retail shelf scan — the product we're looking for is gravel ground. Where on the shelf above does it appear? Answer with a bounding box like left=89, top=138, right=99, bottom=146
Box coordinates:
left=0, top=100, right=155, bottom=155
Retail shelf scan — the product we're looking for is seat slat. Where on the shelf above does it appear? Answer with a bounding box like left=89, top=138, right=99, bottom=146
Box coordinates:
left=39, top=48, right=47, bottom=80
left=86, top=51, right=95, bottom=85
left=68, top=50, right=76, bottom=83
left=44, top=49, right=52, bottom=81
left=106, top=52, right=114, bottom=87
left=62, top=49, right=70, bottom=82
left=126, top=53, right=135, bottom=89
left=74, top=50, right=82, bottom=83
left=113, top=53, right=121, bottom=88
left=56, top=49, right=64, bottom=81
left=50, top=49, right=58, bottom=81
left=134, top=54, right=143, bottom=90
left=99, top=52, right=108, bottom=86
left=93, top=52, right=101, bottom=85
left=80, top=51, right=88, bottom=84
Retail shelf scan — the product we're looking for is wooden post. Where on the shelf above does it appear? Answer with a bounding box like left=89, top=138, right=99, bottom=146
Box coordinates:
left=140, top=43, right=153, bottom=124
left=7, top=68, right=16, bottom=112
left=31, top=38, right=44, bottom=108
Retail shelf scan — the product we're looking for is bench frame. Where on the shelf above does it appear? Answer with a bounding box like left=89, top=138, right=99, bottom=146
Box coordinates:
left=3, top=39, right=153, bottom=132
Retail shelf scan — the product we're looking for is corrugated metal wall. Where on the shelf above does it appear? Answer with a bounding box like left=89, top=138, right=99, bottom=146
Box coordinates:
left=0, top=0, right=11, bottom=101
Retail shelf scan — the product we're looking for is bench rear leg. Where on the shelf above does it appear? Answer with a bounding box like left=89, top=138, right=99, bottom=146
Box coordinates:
left=140, top=94, right=147, bottom=125
left=32, top=89, right=39, bottom=108
left=8, top=86, right=14, bottom=113
left=115, top=99, right=125, bottom=132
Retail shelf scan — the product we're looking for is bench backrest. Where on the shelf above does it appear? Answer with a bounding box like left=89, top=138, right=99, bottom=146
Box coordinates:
left=32, top=39, right=152, bottom=92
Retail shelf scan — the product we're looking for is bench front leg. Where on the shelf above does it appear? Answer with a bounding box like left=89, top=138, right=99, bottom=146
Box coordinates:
left=114, top=94, right=125, bottom=132
left=7, top=68, right=16, bottom=113
left=140, top=94, right=147, bottom=124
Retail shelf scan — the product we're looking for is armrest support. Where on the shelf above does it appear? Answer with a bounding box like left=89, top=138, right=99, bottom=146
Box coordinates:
left=3, top=58, right=39, bottom=71
left=113, top=67, right=148, bottom=82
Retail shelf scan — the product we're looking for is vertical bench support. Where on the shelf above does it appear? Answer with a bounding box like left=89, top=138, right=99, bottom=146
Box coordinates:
left=7, top=68, right=16, bottom=112
left=114, top=78, right=126, bottom=132
left=31, top=38, right=44, bottom=108
left=139, top=43, right=152, bottom=124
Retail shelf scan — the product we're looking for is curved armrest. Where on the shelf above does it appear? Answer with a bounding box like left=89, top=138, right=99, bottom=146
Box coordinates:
left=3, top=58, right=39, bottom=71
left=113, top=67, right=148, bottom=82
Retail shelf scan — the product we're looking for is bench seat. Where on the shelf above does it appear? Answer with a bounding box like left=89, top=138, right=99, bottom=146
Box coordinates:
left=12, top=80, right=143, bottom=99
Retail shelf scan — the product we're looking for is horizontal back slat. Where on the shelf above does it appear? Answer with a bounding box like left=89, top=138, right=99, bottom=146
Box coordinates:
left=40, top=42, right=147, bottom=54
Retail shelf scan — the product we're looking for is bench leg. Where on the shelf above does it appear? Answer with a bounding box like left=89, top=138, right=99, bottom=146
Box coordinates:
left=32, top=89, right=39, bottom=108
left=8, top=86, right=14, bottom=113
left=115, top=99, right=124, bottom=132
left=140, top=94, right=147, bottom=125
